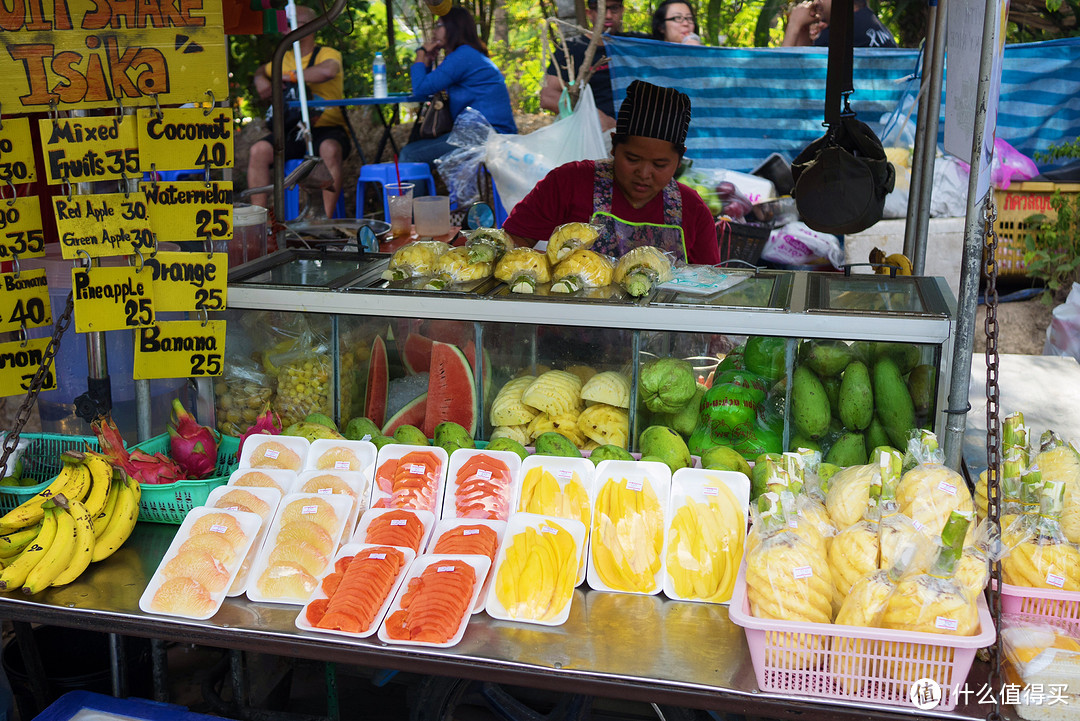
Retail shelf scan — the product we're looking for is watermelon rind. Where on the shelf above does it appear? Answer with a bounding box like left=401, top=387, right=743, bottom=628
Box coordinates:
left=382, top=393, right=428, bottom=436
left=424, top=341, right=478, bottom=438
left=364, top=336, right=389, bottom=427
left=402, top=333, right=434, bottom=375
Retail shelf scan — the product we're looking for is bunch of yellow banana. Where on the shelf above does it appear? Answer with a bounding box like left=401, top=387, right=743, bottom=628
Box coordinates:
left=665, top=483, right=744, bottom=603
left=591, top=476, right=664, bottom=593
left=0, top=451, right=140, bottom=593
left=494, top=521, right=579, bottom=621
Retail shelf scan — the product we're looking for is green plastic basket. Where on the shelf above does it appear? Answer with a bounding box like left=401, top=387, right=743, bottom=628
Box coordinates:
left=0, top=433, right=102, bottom=514
left=129, top=434, right=240, bottom=524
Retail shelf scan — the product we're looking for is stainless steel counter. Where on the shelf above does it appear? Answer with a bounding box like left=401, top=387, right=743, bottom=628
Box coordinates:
left=0, top=523, right=1006, bottom=721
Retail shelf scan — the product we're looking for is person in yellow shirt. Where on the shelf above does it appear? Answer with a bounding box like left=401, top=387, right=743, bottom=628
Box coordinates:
left=247, top=5, right=350, bottom=217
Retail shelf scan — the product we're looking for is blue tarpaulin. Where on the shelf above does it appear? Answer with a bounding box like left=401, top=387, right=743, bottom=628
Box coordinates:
left=605, top=37, right=1080, bottom=173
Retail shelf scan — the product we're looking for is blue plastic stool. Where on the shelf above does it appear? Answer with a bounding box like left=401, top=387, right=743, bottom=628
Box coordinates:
left=491, top=182, right=508, bottom=228
left=283, top=158, right=346, bottom=219
left=355, top=163, right=436, bottom=220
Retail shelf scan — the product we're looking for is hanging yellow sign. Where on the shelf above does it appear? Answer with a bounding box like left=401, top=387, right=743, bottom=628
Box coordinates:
left=1, top=0, right=227, bottom=113
left=0, top=338, right=56, bottom=397
left=0, top=118, right=37, bottom=183
left=38, top=115, right=140, bottom=185
left=140, top=181, right=233, bottom=243
left=72, top=264, right=155, bottom=332
left=137, top=108, right=234, bottom=171
left=54, top=192, right=155, bottom=259
left=145, top=251, right=227, bottom=312
left=0, top=197, right=46, bottom=261
left=0, top=269, right=52, bottom=334
left=134, top=320, right=225, bottom=379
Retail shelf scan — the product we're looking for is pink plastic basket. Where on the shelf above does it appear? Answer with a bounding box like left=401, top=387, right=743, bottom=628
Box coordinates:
left=728, top=565, right=996, bottom=711
left=1000, top=581, right=1080, bottom=626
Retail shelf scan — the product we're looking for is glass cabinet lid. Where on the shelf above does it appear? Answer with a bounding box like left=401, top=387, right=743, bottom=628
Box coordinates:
left=649, top=271, right=791, bottom=309
left=228, top=249, right=381, bottom=289
left=807, top=274, right=950, bottom=316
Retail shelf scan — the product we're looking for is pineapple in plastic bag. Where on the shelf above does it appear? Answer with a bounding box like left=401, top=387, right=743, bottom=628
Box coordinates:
left=825, top=448, right=903, bottom=530
left=424, top=246, right=493, bottom=289
left=494, top=247, right=552, bottom=294
left=829, top=467, right=882, bottom=606
left=1035, top=431, right=1080, bottom=544
left=382, top=240, right=451, bottom=280
left=613, top=246, right=674, bottom=297
left=550, top=249, right=615, bottom=293
left=547, top=222, right=599, bottom=264
left=878, top=449, right=936, bottom=574
left=896, top=431, right=974, bottom=543
left=464, top=227, right=511, bottom=264
left=974, top=412, right=1028, bottom=521
left=1002, top=479, right=1080, bottom=591
left=746, top=457, right=832, bottom=556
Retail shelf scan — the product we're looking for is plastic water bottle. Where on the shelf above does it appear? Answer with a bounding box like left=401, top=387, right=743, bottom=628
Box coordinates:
left=373, top=52, right=387, bottom=98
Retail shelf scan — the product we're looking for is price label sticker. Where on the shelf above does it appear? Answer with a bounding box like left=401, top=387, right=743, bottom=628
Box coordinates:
left=1047, top=572, right=1066, bottom=588
left=436, top=565, right=456, bottom=573
left=209, top=524, right=228, bottom=534
left=140, top=182, right=233, bottom=244
left=133, top=319, right=225, bottom=379
left=360, top=434, right=372, bottom=442
left=792, top=565, right=813, bottom=579
left=937, top=481, right=957, bottom=496
left=0, top=118, right=37, bottom=183
left=540, top=525, right=558, bottom=535
left=137, top=108, right=234, bottom=171
left=264, top=449, right=280, bottom=459
left=301, top=505, right=318, bottom=515
left=935, top=616, right=959, bottom=631
left=369, top=553, right=386, bottom=560
left=39, top=116, right=139, bottom=185
left=557, top=469, right=573, bottom=480
left=146, top=252, right=227, bottom=313
left=72, top=265, right=155, bottom=332
left=334, top=461, right=350, bottom=470
left=54, top=192, right=154, bottom=259
left=0, top=337, right=56, bottom=397
left=390, top=519, right=407, bottom=527
left=476, top=469, right=491, bottom=480
left=409, top=464, right=426, bottom=474
left=316, top=488, right=333, bottom=495
left=703, top=486, right=718, bottom=496
left=462, top=528, right=479, bottom=536
left=0, top=197, right=46, bottom=261
left=626, top=479, right=643, bottom=492
left=0, top=269, right=51, bottom=333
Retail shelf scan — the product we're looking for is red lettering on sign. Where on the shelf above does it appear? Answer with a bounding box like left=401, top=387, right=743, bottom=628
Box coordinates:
left=52, top=51, right=89, bottom=103
left=0, top=0, right=26, bottom=31
left=9, top=44, right=56, bottom=105
left=25, top=0, right=51, bottom=29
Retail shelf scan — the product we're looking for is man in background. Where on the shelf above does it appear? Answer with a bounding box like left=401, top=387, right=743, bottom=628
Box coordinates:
left=782, top=0, right=897, bottom=47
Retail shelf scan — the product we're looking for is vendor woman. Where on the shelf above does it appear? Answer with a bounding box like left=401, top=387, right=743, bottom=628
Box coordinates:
left=503, top=80, right=720, bottom=265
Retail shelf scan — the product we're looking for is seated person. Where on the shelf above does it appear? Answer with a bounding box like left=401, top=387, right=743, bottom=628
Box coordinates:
left=782, top=0, right=897, bottom=47
left=400, top=7, right=517, bottom=170
left=651, top=0, right=703, bottom=44
left=504, top=80, right=720, bottom=266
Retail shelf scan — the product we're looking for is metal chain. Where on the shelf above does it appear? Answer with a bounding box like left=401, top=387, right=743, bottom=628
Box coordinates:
left=0, top=291, right=75, bottom=479
left=983, top=193, right=1003, bottom=721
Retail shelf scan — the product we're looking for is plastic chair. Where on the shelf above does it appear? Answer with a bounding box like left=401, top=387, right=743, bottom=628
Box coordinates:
left=355, top=163, right=436, bottom=220
left=284, top=158, right=346, bottom=220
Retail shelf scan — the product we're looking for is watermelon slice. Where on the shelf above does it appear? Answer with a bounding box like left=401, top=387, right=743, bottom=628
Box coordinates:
left=364, top=336, right=389, bottom=427
left=423, top=341, right=478, bottom=438
left=382, top=393, right=428, bottom=436
left=402, top=333, right=434, bottom=375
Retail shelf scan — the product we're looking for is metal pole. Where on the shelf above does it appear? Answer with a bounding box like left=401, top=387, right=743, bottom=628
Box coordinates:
left=908, top=0, right=949, bottom=274
left=904, top=46, right=933, bottom=260
left=285, top=0, right=315, bottom=158
left=943, top=0, right=1001, bottom=469
left=135, top=380, right=152, bottom=441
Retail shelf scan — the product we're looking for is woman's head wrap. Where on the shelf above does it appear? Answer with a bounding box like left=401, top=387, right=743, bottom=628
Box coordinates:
left=615, top=80, right=692, bottom=146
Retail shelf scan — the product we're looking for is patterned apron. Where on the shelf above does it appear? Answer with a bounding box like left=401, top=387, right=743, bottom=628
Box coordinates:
left=589, top=159, right=688, bottom=262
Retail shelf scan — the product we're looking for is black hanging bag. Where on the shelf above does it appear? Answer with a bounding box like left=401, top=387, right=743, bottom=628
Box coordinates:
left=791, top=0, right=894, bottom=235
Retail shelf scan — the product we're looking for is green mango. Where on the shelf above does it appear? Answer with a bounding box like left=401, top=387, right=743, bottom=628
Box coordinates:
left=534, top=432, right=581, bottom=458
left=638, top=425, right=692, bottom=473
left=838, top=360, right=873, bottom=431
left=343, top=417, right=382, bottom=442
left=716, top=350, right=744, bottom=373
left=750, top=452, right=783, bottom=499
left=700, top=445, right=752, bottom=477
left=434, top=421, right=474, bottom=453
left=817, top=462, right=842, bottom=487
left=486, top=437, right=529, bottom=460
left=791, top=365, right=830, bottom=440
left=825, top=431, right=868, bottom=467
left=875, top=342, right=921, bottom=375
left=640, top=455, right=667, bottom=465
left=393, top=425, right=430, bottom=446
left=864, top=415, right=891, bottom=455
left=304, top=413, right=338, bottom=431
left=873, top=357, right=917, bottom=448
left=788, top=434, right=821, bottom=452
left=370, top=435, right=396, bottom=450
left=731, top=425, right=783, bottom=461
left=283, top=422, right=345, bottom=442
left=658, top=386, right=705, bottom=439
left=801, top=340, right=852, bottom=377
left=821, top=375, right=842, bottom=418
left=907, top=364, right=936, bottom=416
left=589, top=444, right=635, bottom=465
left=744, top=336, right=786, bottom=381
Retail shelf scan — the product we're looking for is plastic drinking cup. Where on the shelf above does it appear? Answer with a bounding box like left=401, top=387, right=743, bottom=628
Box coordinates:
left=413, top=196, right=451, bottom=237
left=385, top=182, right=415, bottom=239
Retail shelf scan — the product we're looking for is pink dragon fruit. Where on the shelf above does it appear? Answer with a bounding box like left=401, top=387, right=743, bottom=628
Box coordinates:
left=92, top=414, right=186, bottom=485
left=169, top=399, right=220, bottom=480
left=237, top=403, right=283, bottom=462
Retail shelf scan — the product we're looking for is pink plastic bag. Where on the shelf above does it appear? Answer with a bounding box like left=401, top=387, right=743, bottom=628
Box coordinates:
left=957, top=138, right=1039, bottom=190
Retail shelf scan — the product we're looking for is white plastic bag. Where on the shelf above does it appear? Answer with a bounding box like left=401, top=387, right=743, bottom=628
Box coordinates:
left=762, top=222, right=844, bottom=269
left=484, top=85, right=607, bottom=213
left=1045, top=282, right=1080, bottom=362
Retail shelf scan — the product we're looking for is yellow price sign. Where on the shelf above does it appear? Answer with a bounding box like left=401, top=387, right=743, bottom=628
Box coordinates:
left=38, top=116, right=139, bottom=185
left=140, top=181, right=233, bottom=243
left=0, top=337, right=56, bottom=397
left=145, top=252, right=227, bottom=313
left=0, top=118, right=37, bottom=183
left=137, top=108, right=234, bottom=171
left=134, top=320, right=225, bottom=379
left=1, top=0, right=226, bottom=113
left=72, top=264, right=155, bottom=332
left=0, top=269, right=51, bottom=333
left=0, top=197, right=46, bottom=261
left=54, top=192, right=154, bottom=259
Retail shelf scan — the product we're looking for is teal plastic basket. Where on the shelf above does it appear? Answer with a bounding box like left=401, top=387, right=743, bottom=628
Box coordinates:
left=129, top=434, right=240, bottom=523
left=0, top=433, right=101, bottom=514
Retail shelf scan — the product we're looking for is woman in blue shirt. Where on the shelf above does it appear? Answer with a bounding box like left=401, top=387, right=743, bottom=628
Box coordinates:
left=401, top=6, right=517, bottom=169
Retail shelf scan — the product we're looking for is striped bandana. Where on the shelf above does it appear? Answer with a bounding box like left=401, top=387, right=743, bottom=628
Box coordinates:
left=615, top=80, right=691, bottom=145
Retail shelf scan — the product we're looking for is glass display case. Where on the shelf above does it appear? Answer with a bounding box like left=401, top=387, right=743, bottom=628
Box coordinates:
left=219, top=250, right=956, bottom=458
